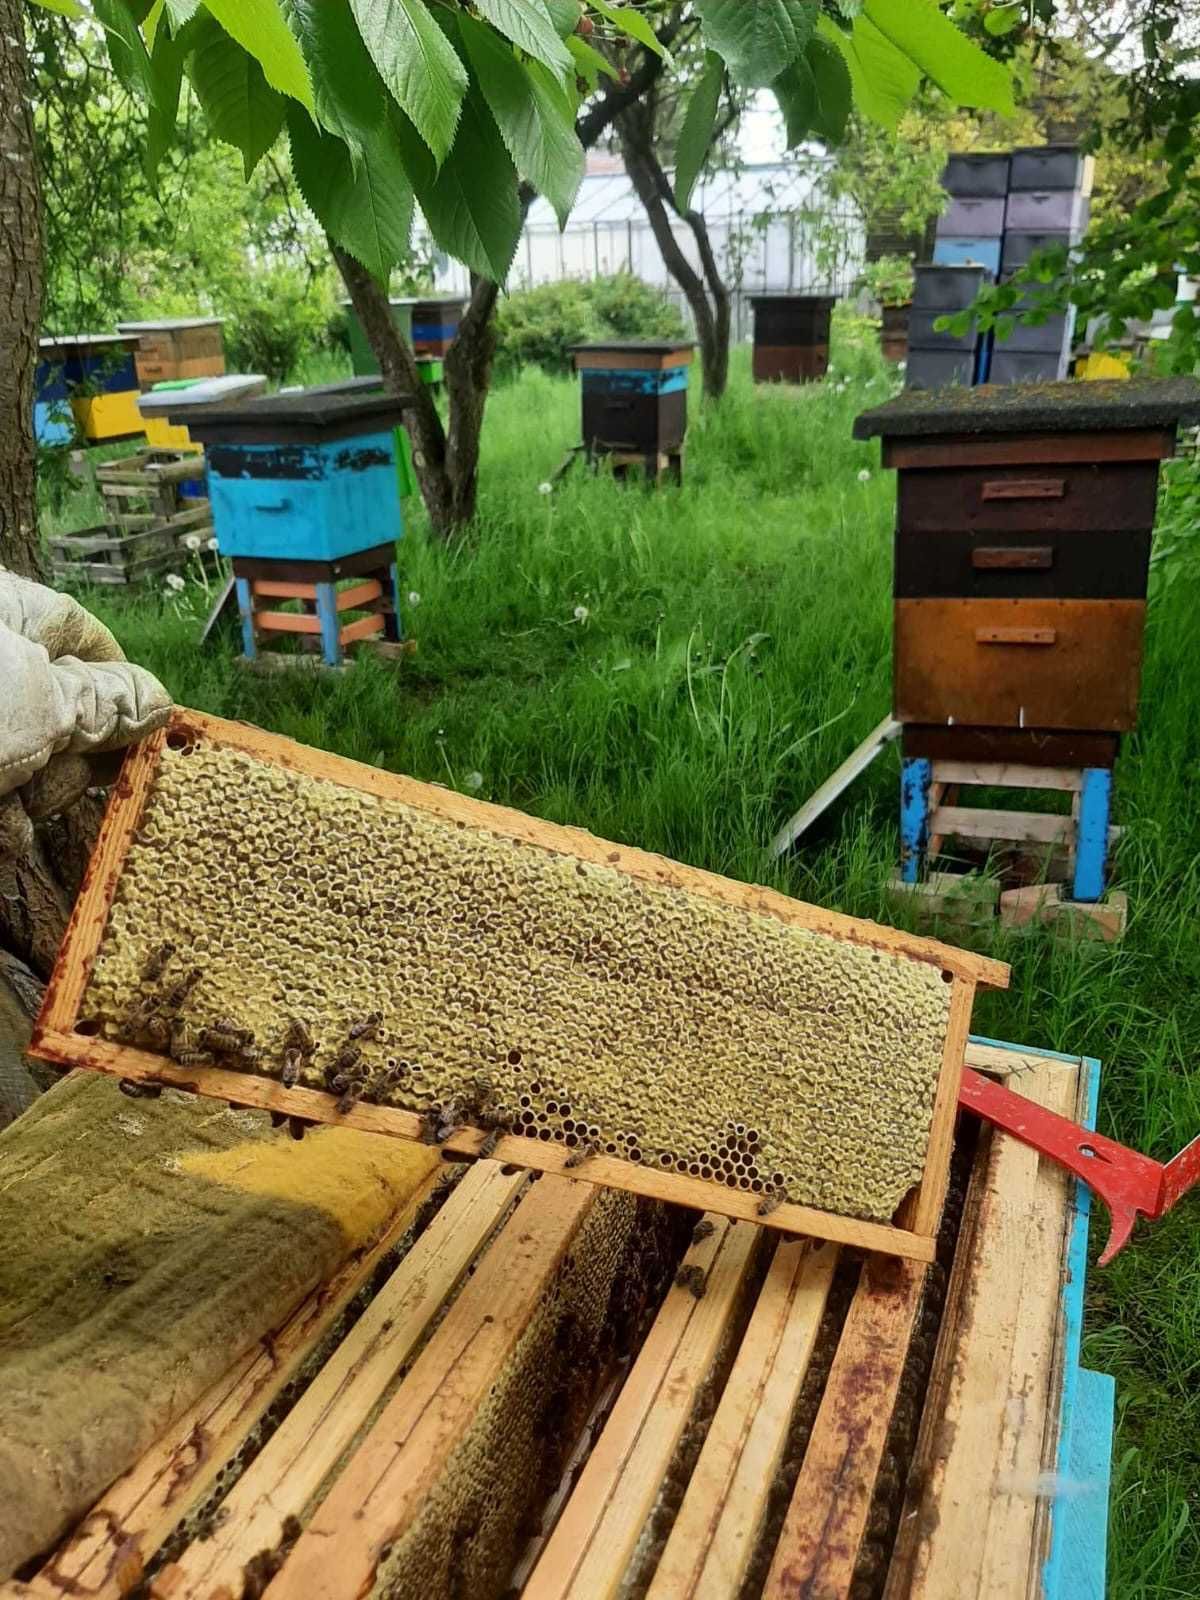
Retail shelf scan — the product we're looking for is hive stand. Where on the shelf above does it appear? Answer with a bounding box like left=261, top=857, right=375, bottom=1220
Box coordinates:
left=854, top=377, right=1200, bottom=934
left=183, top=387, right=414, bottom=669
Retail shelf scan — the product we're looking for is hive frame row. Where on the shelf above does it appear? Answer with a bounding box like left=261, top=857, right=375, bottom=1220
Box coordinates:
left=31, top=708, right=1009, bottom=1265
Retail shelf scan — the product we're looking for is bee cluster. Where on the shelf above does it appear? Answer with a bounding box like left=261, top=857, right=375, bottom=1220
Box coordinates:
left=82, top=742, right=954, bottom=1222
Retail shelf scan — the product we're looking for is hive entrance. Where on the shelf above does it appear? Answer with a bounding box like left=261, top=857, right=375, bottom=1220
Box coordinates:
left=34, top=710, right=1008, bottom=1260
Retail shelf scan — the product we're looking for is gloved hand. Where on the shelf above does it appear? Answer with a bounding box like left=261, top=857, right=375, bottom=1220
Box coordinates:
left=0, top=570, right=172, bottom=860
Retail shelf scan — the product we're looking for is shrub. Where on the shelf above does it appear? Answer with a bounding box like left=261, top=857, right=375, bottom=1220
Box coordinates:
left=222, top=263, right=341, bottom=384
left=494, top=274, right=687, bottom=376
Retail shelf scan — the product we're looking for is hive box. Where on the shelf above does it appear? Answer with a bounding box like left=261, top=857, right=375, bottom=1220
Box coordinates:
left=341, top=298, right=415, bottom=376
left=397, top=296, right=467, bottom=358
left=749, top=294, right=836, bottom=383
left=571, top=341, right=694, bottom=455
left=138, top=373, right=267, bottom=451
left=1009, top=145, right=1095, bottom=193
left=1004, top=189, right=1090, bottom=234
left=33, top=353, right=73, bottom=446
left=931, top=235, right=1003, bottom=274
left=183, top=389, right=414, bottom=562
left=853, top=378, right=1200, bottom=734
left=938, top=196, right=1006, bottom=236
left=941, top=152, right=1010, bottom=197
left=118, top=318, right=226, bottom=389
left=40, top=333, right=144, bottom=441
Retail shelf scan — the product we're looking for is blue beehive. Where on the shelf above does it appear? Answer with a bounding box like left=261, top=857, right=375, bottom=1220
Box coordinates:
left=34, top=352, right=72, bottom=446
left=182, top=389, right=412, bottom=562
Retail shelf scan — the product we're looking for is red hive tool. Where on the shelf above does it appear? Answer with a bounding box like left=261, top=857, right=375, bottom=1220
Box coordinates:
left=959, top=1067, right=1200, bottom=1265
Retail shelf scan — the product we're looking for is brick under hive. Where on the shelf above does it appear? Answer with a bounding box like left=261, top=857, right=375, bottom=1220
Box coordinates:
left=80, top=741, right=953, bottom=1223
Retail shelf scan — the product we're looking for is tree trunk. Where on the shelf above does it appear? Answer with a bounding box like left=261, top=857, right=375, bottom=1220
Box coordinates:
left=617, top=96, right=731, bottom=401
left=0, top=0, right=45, bottom=579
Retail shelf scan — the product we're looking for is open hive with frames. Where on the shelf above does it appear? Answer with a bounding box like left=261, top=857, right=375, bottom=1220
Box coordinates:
left=33, top=710, right=1008, bottom=1262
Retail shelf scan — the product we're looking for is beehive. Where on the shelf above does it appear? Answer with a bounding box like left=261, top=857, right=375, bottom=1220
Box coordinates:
left=34, top=712, right=1007, bottom=1261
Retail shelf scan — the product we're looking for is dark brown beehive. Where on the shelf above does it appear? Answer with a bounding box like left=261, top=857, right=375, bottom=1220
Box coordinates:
left=750, top=294, right=837, bottom=384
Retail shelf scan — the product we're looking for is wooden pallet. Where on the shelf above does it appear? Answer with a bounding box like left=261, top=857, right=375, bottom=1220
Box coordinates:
left=30, top=709, right=1008, bottom=1267
left=2, top=1040, right=1112, bottom=1600
left=49, top=504, right=214, bottom=586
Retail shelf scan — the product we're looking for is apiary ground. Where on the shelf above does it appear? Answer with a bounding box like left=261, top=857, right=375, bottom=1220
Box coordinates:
left=82, top=740, right=954, bottom=1222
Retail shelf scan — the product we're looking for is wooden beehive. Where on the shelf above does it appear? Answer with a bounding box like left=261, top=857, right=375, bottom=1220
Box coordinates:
left=117, top=318, right=227, bottom=389
left=40, top=334, right=144, bottom=442
left=399, top=295, right=467, bottom=357
left=4, top=1039, right=1111, bottom=1600
left=571, top=342, right=695, bottom=458
left=750, top=294, right=837, bottom=384
left=31, top=708, right=1008, bottom=1266
left=854, top=378, right=1200, bottom=734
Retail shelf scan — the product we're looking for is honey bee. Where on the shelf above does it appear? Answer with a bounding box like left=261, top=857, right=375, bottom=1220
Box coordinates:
left=416, top=1111, right=440, bottom=1146
left=287, top=1115, right=309, bottom=1141
left=563, top=1141, right=599, bottom=1171
left=756, top=1192, right=783, bottom=1218
left=335, top=1079, right=363, bottom=1115
left=691, top=1219, right=715, bottom=1243
left=284, top=1018, right=315, bottom=1057
left=174, top=1048, right=215, bottom=1067
left=327, top=1044, right=362, bottom=1082
left=162, top=967, right=202, bottom=1013
left=675, top=1264, right=707, bottom=1300
left=281, top=1047, right=303, bottom=1089
left=143, top=1016, right=172, bottom=1050
left=118, top=1078, right=162, bottom=1100
left=347, top=1011, right=382, bottom=1041
left=141, top=941, right=176, bottom=982
left=198, top=1025, right=252, bottom=1055
left=434, top=1095, right=468, bottom=1144
left=477, top=1127, right=502, bottom=1160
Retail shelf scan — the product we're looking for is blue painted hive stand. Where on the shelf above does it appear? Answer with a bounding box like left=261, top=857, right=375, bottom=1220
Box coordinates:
left=183, top=388, right=414, bottom=667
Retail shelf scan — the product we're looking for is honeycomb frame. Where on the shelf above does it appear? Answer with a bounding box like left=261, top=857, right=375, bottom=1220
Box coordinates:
left=32, top=709, right=1009, bottom=1265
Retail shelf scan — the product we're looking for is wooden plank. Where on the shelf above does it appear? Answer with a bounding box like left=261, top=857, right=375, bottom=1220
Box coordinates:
left=156, top=1161, right=527, bottom=1600
left=909, top=976, right=975, bottom=1236
left=762, top=1255, right=927, bottom=1599
left=29, top=1030, right=938, bottom=1264
left=896, top=1061, right=1079, bottom=1599
left=645, top=1240, right=839, bottom=1600
left=250, top=1175, right=601, bottom=1600
left=884, top=429, right=1175, bottom=470
left=931, top=762, right=1083, bottom=794
left=903, top=725, right=1119, bottom=772
left=17, top=1167, right=442, bottom=1600
left=975, top=626, right=1057, bottom=646
left=249, top=580, right=318, bottom=600
left=770, top=716, right=901, bottom=858
left=523, top=1216, right=762, bottom=1600
left=971, top=546, right=1054, bottom=570
left=930, top=806, right=1073, bottom=846
left=337, top=612, right=385, bottom=644
left=253, top=611, right=322, bottom=635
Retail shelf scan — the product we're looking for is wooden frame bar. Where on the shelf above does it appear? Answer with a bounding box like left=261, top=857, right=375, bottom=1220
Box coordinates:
left=31, top=709, right=1009, bottom=1268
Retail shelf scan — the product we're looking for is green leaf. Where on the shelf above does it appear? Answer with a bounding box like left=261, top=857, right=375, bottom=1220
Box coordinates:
left=282, top=0, right=387, bottom=153
left=473, top=0, right=573, bottom=81
left=163, top=0, right=199, bottom=26
left=348, top=0, right=468, bottom=164
left=984, top=3, right=1023, bottom=36
left=805, top=33, right=851, bottom=143
left=565, top=31, right=618, bottom=85
left=694, top=0, right=815, bottom=88
left=93, top=0, right=157, bottom=102
left=457, top=14, right=583, bottom=227
left=202, top=0, right=314, bottom=109
left=773, top=56, right=815, bottom=147
left=27, top=0, right=85, bottom=17
left=862, top=0, right=1013, bottom=113
left=590, top=0, right=670, bottom=61
left=288, top=102, right=414, bottom=279
left=144, top=8, right=187, bottom=180
left=817, top=11, right=917, bottom=128
left=188, top=15, right=286, bottom=177
left=393, top=92, right=521, bottom=281
left=673, top=50, right=723, bottom=211
left=546, top=0, right=581, bottom=34
left=143, top=0, right=164, bottom=45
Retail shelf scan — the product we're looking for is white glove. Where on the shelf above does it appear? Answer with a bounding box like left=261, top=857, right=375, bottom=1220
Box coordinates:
left=0, top=570, right=172, bottom=858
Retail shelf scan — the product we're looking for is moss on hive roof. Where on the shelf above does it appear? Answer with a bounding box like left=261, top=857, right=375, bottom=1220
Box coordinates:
left=853, top=377, right=1200, bottom=440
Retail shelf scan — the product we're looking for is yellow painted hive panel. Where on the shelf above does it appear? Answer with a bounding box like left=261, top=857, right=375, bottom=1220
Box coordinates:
left=81, top=743, right=953, bottom=1222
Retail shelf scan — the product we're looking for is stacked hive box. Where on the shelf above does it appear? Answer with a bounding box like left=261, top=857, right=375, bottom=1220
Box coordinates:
left=402, top=295, right=467, bottom=358
left=932, top=152, right=1009, bottom=276
left=854, top=377, right=1200, bottom=900
left=118, top=318, right=227, bottom=390
left=39, top=333, right=144, bottom=442
left=749, top=294, right=837, bottom=383
left=343, top=297, right=449, bottom=386
left=184, top=388, right=412, bottom=666
left=571, top=341, right=694, bottom=479
left=906, top=266, right=992, bottom=390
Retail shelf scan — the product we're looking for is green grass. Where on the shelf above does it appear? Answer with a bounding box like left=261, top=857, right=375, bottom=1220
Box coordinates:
left=60, top=321, right=1200, bottom=1595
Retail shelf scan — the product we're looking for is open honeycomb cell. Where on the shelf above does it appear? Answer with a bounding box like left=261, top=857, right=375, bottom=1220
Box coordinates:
left=82, top=743, right=953, bottom=1222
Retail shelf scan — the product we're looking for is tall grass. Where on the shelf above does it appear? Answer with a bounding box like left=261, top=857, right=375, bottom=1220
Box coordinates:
left=66, top=320, right=1200, bottom=1594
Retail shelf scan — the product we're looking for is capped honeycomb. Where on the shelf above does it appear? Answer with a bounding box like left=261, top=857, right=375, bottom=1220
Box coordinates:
left=81, top=741, right=954, bottom=1222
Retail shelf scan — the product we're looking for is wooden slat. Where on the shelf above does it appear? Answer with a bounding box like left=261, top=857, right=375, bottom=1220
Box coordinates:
left=884, top=429, right=1175, bottom=470
left=770, top=716, right=901, bottom=858
left=17, top=1167, right=441, bottom=1600
left=249, top=579, right=317, bottom=600
left=931, top=806, right=1072, bottom=846
left=337, top=612, right=385, bottom=644
left=893, top=1062, right=1079, bottom=1600
left=931, top=762, right=1083, bottom=794
left=909, top=977, right=975, bottom=1236
left=253, top=610, right=322, bottom=635
left=646, top=1240, right=839, bottom=1600
left=334, top=579, right=383, bottom=612
left=156, top=1160, right=527, bottom=1600
left=763, top=1256, right=927, bottom=1599
left=523, top=1217, right=762, bottom=1600
left=30, top=1031, right=938, bottom=1264
left=975, top=626, right=1057, bottom=647
left=250, top=1175, right=600, bottom=1600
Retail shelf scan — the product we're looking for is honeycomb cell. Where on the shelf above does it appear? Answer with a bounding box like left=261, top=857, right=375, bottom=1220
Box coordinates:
left=81, top=741, right=954, bottom=1223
